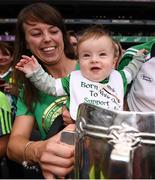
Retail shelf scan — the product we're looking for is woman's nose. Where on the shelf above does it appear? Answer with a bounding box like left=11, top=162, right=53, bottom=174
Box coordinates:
left=43, top=33, right=52, bottom=42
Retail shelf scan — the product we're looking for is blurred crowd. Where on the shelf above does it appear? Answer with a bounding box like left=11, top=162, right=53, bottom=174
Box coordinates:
left=0, top=2, right=155, bottom=179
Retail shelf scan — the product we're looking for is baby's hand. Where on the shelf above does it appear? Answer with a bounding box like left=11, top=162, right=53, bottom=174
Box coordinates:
left=133, top=49, right=148, bottom=63
left=136, top=49, right=148, bottom=56
left=15, top=55, right=40, bottom=75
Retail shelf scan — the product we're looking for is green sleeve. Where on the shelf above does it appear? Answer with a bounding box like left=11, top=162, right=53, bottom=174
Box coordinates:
left=61, top=62, right=79, bottom=93
left=16, top=89, right=33, bottom=116
left=61, top=75, right=70, bottom=95
left=118, top=56, right=133, bottom=70
left=75, top=63, right=80, bottom=70
left=61, top=75, right=71, bottom=110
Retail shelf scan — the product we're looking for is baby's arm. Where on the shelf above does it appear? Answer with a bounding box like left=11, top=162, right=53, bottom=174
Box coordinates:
left=16, top=55, right=58, bottom=95
left=123, top=49, right=148, bottom=84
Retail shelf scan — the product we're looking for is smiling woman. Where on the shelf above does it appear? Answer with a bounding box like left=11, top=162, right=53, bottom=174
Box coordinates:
left=23, top=22, right=66, bottom=66
left=7, top=2, right=76, bottom=179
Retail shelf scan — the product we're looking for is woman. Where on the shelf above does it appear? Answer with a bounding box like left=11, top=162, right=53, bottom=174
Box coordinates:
left=7, top=3, right=76, bottom=179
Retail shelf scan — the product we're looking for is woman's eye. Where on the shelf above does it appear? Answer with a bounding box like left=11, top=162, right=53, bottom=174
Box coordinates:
left=31, top=32, right=41, bottom=37
left=50, top=30, right=59, bottom=34
left=49, top=27, right=59, bottom=34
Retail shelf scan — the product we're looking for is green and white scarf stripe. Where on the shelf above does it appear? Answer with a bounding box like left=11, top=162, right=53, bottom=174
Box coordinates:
left=118, top=39, right=155, bottom=70
left=122, top=48, right=139, bottom=57
left=0, top=91, right=12, bottom=136
left=0, top=108, right=12, bottom=135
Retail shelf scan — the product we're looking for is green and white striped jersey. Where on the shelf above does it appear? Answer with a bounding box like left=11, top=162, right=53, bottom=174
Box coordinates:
left=0, top=91, right=12, bottom=136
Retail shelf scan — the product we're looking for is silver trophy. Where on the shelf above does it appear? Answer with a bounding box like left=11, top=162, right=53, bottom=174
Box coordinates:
left=75, top=103, right=155, bottom=179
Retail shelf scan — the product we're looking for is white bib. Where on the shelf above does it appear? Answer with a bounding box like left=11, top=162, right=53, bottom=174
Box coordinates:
left=69, top=70, right=124, bottom=120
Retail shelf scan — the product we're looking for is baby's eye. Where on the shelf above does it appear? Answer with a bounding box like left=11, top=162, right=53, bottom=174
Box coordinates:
left=100, top=52, right=106, bottom=57
left=83, top=53, right=90, bottom=58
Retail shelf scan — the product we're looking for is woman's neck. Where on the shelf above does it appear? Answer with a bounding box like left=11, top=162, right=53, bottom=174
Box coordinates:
left=45, top=57, right=77, bottom=78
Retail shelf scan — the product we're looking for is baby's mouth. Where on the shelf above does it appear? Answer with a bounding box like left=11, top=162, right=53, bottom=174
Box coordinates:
left=90, top=67, right=101, bottom=72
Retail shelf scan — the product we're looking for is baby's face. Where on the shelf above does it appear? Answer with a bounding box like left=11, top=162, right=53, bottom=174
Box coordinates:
left=78, top=36, right=117, bottom=82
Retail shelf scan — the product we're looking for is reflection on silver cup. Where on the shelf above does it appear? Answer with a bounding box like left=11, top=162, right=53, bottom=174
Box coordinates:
left=75, top=103, right=155, bottom=179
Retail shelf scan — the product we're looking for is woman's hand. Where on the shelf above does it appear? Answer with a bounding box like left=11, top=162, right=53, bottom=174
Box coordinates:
left=62, top=105, right=75, bottom=125
left=38, top=124, right=75, bottom=179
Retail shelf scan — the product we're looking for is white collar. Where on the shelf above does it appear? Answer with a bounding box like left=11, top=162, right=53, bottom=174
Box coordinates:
left=0, top=67, right=12, bottom=78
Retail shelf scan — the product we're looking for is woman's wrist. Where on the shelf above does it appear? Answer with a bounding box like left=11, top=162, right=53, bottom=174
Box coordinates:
left=22, top=141, right=39, bottom=171
left=22, top=140, right=44, bottom=171
left=24, top=140, right=44, bottom=164
left=23, top=141, right=34, bottom=164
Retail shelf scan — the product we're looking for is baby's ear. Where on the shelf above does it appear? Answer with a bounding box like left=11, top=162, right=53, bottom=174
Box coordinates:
left=113, top=57, right=118, bottom=69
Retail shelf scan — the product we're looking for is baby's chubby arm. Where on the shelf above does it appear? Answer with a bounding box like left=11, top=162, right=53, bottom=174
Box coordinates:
left=15, top=55, right=40, bottom=75
left=123, top=49, right=148, bottom=84
left=16, top=55, right=60, bottom=96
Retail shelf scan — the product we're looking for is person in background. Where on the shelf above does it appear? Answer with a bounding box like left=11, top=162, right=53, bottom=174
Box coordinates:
left=0, top=91, right=12, bottom=158
left=0, top=91, right=12, bottom=178
left=122, top=43, right=155, bottom=112
left=16, top=25, right=146, bottom=122
left=117, top=39, right=155, bottom=111
left=118, top=39, right=155, bottom=70
left=0, top=43, right=24, bottom=178
left=7, top=3, right=76, bottom=179
left=0, top=42, right=18, bottom=119
left=67, top=30, right=78, bottom=56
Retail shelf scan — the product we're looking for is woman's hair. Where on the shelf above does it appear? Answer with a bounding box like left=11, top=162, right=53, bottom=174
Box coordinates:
left=13, top=3, right=75, bottom=111
left=77, top=24, right=118, bottom=58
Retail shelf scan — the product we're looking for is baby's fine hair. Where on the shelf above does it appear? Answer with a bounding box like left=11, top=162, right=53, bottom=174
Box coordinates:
left=77, top=24, right=118, bottom=58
